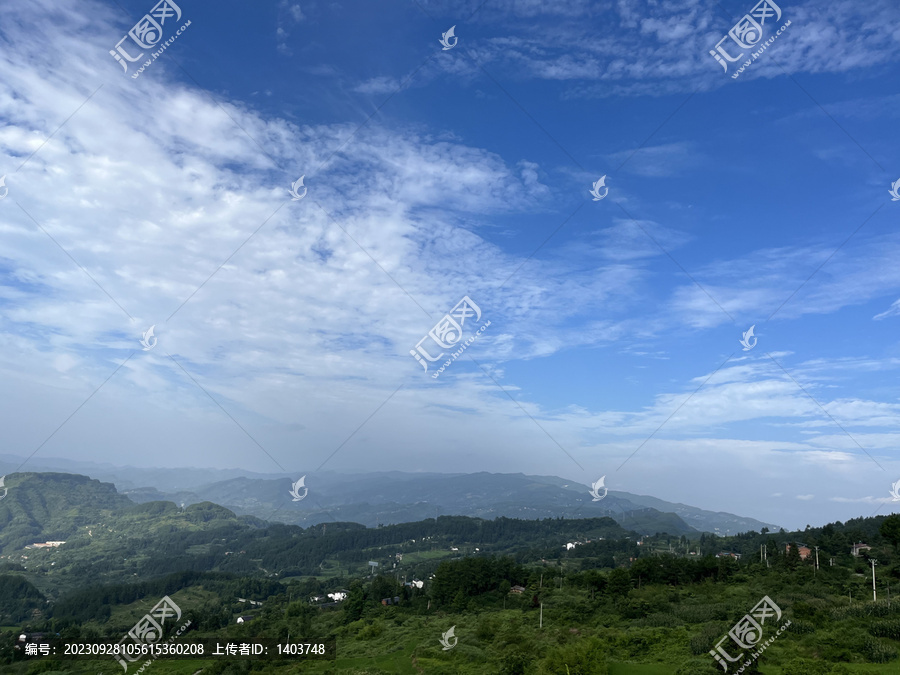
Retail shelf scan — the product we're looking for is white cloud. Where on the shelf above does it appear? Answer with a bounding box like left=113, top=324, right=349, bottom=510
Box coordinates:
left=1, top=0, right=898, bottom=534
left=874, top=298, right=900, bottom=320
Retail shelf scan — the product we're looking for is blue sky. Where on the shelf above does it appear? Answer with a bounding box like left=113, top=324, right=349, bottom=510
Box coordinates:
left=1, top=0, right=900, bottom=530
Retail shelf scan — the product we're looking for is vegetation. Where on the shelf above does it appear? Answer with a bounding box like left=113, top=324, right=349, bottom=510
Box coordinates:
left=1, top=473, right=900, bottom=672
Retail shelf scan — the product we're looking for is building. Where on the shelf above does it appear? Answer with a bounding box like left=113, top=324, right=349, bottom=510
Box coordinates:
left=852, top=542, right=872, bottom=557
left=25, top=541, right=65, bottom=549
left=236, top=616, right=254, bottom=624
left=327, top=591, right=348, bottom=602
left=716, top=552, right=742, bottom=560
left=785, top=543, right=812, bottom=560
left=509, top=585, right=526, bottom=594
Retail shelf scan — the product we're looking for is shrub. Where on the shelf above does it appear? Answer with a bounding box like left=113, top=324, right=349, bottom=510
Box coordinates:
left=475, top=614, right=499, bottom=641
left=357, top=620, right=383, bottom=640
left=674, top=657, right=722, bottom=675
left=633, top=612, right=681, bottom=628
left=536, top=637, right=609, bottom=674
left=778, top=658, right=830, bottom=675
left=869, top=618, right=900, bottom=640
left=675, top=603, right=729, bottom=623
left=862, top=636, right=898, bottom=663
left=689, top=623, right=730, bottom=656
left=787, top=619, right=816, bottom=634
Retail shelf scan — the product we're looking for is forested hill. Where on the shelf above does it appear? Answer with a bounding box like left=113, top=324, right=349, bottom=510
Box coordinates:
left=2, top=472, right=900, bottom=672
left=0, top=458, right=780, bottom=534
left=0, top=472, right=638, bottom=596
left=0, top=472, right=133, bottom=551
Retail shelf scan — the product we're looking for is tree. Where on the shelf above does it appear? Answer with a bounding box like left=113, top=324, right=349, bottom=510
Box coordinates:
left=342, top=581, right=365, bottom=624
left=785, top=543, right=801, bottom=570
left=607, top=568, right=632, bottom=597
left=880, top=515, right=900, bottom=548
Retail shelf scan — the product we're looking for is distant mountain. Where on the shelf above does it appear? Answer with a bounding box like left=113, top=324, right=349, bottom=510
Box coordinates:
left=0, top=472, right=643, bottom=592
left=123, top=471, right=778, bottom=536
left=0, top=454, right=283, bottom=492
left=0, top=456, right=780, bottom=536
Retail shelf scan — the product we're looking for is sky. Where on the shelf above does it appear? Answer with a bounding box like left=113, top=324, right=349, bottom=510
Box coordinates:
left=1, top=0, right=899, bottom=531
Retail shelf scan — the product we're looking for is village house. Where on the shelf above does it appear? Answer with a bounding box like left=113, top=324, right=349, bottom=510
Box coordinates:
left=851, top=542, right=872, bottom=557
left=785, top=543, right=812, bottom=560
left=716, top=551, right=742, bottom=560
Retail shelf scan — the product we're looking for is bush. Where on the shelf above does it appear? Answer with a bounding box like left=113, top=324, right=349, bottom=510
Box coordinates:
left=778, top=658, right=830, bottom=675
left=689, top=623, right=730, bottom=656
left=674, top=657, right=722, bottom=675
left=869, top=618, right=900, bottom=640
left=862, top=636, right=898, bottom=663
left=357, top=620, right=384, bottom=640
left=499, top=648, right=530, bottom=675
left=633, top=612, right=681, bottom=628
left=536, top=637, right=609, bottom=674
left=675, top=603, right=729, bottom=623
left=475, top=614, right=499, bottom=641
left=787, top=619, right=816, bottom=634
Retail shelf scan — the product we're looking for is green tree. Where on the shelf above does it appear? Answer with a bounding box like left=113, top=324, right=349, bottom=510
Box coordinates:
left=880, top=515, right=900, bottom=548
left=786, top=543, right=802, bottom=570
left=607, top=568, right=632, bottom=597
left=342, top=581, right=365, bottom=624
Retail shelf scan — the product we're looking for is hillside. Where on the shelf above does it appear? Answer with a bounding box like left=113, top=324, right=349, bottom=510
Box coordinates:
left=0, top=473, right=898, bottom=673
left=122, top=470, right=778, bottom=535
left=0, top=457, right=779, bottom=535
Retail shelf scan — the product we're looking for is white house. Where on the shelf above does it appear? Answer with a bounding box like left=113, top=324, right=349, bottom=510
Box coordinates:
left=327, top=591, right=348, bottom=602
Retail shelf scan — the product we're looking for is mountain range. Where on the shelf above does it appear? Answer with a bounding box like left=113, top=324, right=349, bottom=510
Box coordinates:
left=0, top=454, right=780, bottom=536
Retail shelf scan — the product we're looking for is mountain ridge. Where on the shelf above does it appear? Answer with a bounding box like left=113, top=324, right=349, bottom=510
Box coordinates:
left=0, top=456, right=781, bottom=536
